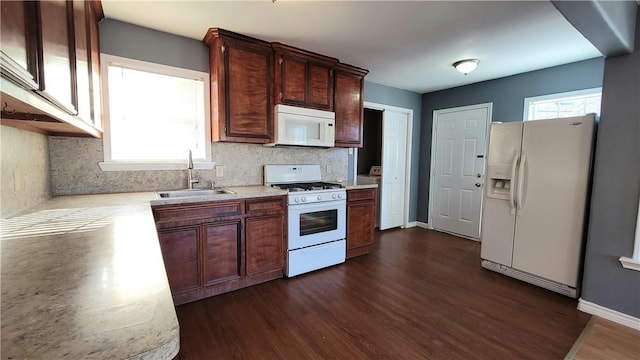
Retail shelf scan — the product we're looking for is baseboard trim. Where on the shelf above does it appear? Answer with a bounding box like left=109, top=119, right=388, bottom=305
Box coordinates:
left=577, top=298, right=640, bottom=331
left=416, top=221, right=432, bottom=229
left=404, top=221, right=417, bottom=228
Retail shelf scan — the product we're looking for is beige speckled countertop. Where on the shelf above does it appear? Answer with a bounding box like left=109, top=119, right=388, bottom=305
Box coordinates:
left=149, top=185, right=287, bottom=206
left=0, top=192, right=179, bottom=360
left=336, top=180, right=379, bottom=190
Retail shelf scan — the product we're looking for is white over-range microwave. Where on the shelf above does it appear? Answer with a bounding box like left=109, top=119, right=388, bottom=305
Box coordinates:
left=265, top=104, right=335, bottom=147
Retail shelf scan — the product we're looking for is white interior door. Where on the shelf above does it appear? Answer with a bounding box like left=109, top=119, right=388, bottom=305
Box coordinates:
left=380, top=110, right=408, bottom=230
left=431, top=104, right=490, bottom=238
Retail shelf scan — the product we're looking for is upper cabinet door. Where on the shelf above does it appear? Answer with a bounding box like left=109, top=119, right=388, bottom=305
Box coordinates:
left=308, top=62, right=333, bottom=110
left=0, top=1, right=39, bottom=90
left=273, top=43, right=337, bottom=111
left=73, top=0, right=91, bottom=123
left=87, top=1, right=102, bottom=128
left=204, top=28, right=273, bottom=144
left=334, top=64, right=368, bottom=148
left=38, top=0, right=77, bottom=115
left=280, top=55, right=306, bottom=105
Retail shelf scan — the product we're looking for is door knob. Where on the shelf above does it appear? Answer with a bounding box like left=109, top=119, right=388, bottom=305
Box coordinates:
left=475, top=183, right=482, bottom=187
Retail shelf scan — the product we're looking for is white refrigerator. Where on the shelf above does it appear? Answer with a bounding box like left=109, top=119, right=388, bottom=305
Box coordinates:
left=480, top=114, right=595, bottom=298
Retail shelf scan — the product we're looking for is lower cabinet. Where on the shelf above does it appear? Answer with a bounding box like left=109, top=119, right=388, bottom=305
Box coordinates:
left=245, top=214, right=285, bottom=275
left=157, top=227, right=200, bottom=294
left=204, top=221, right=242, bottom=286
left=153, top=196, right=285, bottom=305
left=346, top=188, right=377, bottom=258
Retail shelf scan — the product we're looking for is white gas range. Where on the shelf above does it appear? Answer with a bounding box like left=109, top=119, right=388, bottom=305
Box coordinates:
left=264, top=165, right=346, bottom=277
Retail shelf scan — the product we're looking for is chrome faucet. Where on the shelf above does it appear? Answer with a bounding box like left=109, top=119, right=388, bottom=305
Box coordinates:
left=187, top=150, right=199, bottom=189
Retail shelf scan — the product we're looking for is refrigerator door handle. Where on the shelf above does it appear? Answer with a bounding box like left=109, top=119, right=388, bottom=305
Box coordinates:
left=517, top=149, right=527, bottom=212
left=509, top=151, right=519, bottom=214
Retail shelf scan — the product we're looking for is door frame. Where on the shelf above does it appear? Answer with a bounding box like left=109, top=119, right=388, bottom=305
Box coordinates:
left=428, top=102, right=492, bottom=238
left=356, top=101, right=414, bottom=228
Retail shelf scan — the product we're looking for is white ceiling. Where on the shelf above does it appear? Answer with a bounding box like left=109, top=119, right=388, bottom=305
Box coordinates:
left=101, top=0, right=602, bottom=94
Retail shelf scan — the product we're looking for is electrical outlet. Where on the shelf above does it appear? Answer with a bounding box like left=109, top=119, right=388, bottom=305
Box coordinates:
left=326, top=164, right=331, bottom=174
left=215, top=165, right=224, bottom=178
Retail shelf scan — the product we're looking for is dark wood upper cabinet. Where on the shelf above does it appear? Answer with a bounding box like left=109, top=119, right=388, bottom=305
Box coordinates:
left=272, top=43, right=337, bottom=111
left=0, top=1, right=39, bottom=90
left=0, top=0, right=103, bottom=136
left=203, top=28, right=273, bottom=144
left=38, top=0, right=77, bottom=115
left=73, top=0, right=91, bottom=123
left=87, top=0, right=102, bottom=128
left=334, top=63, right=369, bottom=148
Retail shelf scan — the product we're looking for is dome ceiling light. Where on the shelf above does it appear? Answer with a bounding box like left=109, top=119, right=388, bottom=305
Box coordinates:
left=453, top=59, right=479, bottom=75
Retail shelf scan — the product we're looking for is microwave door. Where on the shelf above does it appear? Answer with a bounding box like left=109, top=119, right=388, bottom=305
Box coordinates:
left=280, top=114, right=322, bottom=146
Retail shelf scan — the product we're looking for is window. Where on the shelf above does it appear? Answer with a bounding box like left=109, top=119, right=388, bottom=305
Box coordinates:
left=99, top=54, right=212, bottom=171
left=523, top=88, right=602, bottom=121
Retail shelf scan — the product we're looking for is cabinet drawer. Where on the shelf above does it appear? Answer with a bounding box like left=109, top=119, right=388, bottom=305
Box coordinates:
left=153, top=201, right=243, bottom=224
left=347, top=188, right=376, bottom=202
left=245, top=196, right=285, bottom=215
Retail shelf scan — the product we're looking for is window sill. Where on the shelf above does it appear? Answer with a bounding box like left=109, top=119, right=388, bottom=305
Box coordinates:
left=99, top=161, right=215, bottom=172
left=619, top=257, right=640, bottom=271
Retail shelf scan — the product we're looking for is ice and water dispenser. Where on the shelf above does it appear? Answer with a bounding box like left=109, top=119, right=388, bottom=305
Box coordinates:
left=486, top=164, right=512, bottom=200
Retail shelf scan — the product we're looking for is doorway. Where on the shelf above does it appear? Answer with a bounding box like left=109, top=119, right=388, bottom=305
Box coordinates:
left=429, top=103, right=492, bottom=239
left=356, top=102, right=413, bottom=230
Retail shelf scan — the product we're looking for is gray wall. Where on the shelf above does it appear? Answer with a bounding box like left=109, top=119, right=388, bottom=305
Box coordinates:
left=581, top=7, right=640, bottom=318
left=0, top=125, right=51, bottom=218
left=99, top=19, right=209, bottom=72
left=357, top=81, right=422, bottom=222
left=418, top=57, right=605, bottom=222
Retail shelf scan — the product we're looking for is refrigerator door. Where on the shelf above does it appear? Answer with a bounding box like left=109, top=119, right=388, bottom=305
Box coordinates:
left=512, top=115, right=594, bottom=287
left=480, top=122, right=523, bottom=266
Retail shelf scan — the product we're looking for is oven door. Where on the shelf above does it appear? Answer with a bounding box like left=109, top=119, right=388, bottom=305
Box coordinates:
left=288, top=200, right=346, bottom=250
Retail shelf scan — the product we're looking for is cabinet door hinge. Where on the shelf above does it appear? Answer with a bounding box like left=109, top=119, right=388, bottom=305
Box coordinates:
left=279, top=92, right=283, bottom=100
left=279, top=56, right=283, bottom=65
left=221, top=45, right=225, bottom=53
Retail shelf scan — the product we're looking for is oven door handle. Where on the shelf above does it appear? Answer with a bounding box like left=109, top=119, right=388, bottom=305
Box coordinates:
left=289, top=199, right=346, bottom=211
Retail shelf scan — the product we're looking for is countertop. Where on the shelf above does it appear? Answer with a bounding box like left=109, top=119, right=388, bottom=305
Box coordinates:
left=336, top=180, right=379, bottom=190
left=149, top=185, right=287, bottom=206
left=0, top=192, right=179, bottom=360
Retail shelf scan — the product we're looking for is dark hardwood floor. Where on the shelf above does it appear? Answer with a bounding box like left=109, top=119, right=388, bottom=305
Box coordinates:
left=175, top=228, right=591, bottom=359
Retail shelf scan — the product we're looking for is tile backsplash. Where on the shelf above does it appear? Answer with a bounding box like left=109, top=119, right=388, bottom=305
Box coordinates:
left=49, top=137, right=348, bottom=195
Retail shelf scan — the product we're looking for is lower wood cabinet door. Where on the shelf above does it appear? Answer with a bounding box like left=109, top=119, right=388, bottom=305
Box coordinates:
left=157, top=227, right=200, bottom=294
left=346, top=188, right=377, bottom=258
left=204, top=221, right=242, bottom=286
left=245, top=214, right=284, bottom=275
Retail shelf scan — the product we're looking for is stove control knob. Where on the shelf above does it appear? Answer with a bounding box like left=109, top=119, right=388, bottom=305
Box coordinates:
left=332, top=194, right=338, bottom=199
left=301, top=196, right=307, bottom=203
left=317, top=195, right=322, bottom=201
left=294, top=197, right=300, bottom=203
left=337, top=193, right=343, bottom=199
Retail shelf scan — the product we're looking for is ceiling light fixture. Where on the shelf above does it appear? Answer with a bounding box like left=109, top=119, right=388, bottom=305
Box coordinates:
left=453, top=59, right=479, bottom=75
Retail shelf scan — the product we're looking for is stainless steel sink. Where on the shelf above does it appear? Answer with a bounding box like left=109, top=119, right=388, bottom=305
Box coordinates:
left=156, top=188, right=235, bottom=198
